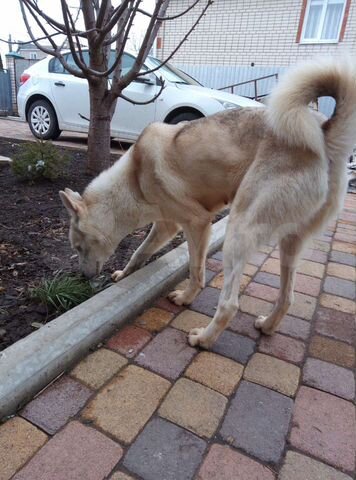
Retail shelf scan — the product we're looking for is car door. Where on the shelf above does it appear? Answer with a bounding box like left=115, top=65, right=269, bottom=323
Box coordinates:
left=111, top=53, right=159, bottom=140
left=49, top=53, right=90, bottom=131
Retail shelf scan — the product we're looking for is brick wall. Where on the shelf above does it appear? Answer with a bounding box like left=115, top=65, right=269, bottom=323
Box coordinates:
left=157, top=0, right=356, bottom=67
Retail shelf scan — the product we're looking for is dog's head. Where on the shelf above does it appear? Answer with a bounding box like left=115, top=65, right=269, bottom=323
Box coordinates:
left=59, top=188, right=115, bottom=278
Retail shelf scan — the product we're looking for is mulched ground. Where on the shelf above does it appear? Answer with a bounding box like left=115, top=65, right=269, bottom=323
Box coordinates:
left=0, top=138, right=192, bottom=350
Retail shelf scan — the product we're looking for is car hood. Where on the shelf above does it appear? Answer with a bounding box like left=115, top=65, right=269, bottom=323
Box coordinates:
left=174, top=83, right=264, bottom=108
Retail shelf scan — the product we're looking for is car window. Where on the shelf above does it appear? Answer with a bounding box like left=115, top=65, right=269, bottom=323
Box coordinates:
left=110, top=53, right=148, bottom=78
left=49, top=52, right=90, bottom=74
left=49, top=51, right=147, bottom=78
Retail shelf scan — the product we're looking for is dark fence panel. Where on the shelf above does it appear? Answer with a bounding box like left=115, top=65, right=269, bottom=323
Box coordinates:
left=0, top=70, right=12, bottom=116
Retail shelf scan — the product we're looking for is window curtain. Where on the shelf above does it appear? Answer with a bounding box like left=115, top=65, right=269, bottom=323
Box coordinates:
left=321, top=2, right=344, bottom=39
left=304, top=2, right=323, bottom=38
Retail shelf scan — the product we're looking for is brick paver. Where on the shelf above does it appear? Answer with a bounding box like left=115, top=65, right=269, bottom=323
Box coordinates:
left=109, top=473, right=134, bottom=480
left=254, top=271, right=322, bottom=296
left=303, top=358, right=355, bottom=400
left=2, top=193, right=355, bottom=480
left=123, top=417, right=206, bottom=480
left=171, top=310, right=212, bottom=332
left=244, top=353, right=300, bottom=396
left=280, top=451, right=353, bottom=480
left=229, top=312, right=261, bottom=339
left=314, top=306, right=356, bottom=343
left=13, top=421, right=122, bottom=480
left=309, top=335, right=355, bottom=368
left=185, top=351, right=244, bottom=395
left=239, top=295, right=273, bottom=317
left=327, top=262, right=356, bottom=281
left=190, top=287, right=221, bottom=316
left=287, top=292, right=316, bottom=320
left=330, top=250, right=356, bottom=266
left=259, top=333, right=305, bottom=364
left=212, top=330, right=255, bottom=364
left=323, top=276, right=356, bottom=300
left=209, top=271, right=250, bottom=292
left=134, top=307, right=174, bottom=332
left=319, top=293, right=355, bottom=314
left=159, top=378, right=227, bottom=438
left=290, top=387, right=356, bottom=471
left=106, top=324, right=151, bottom=358
left=135, top=327, right=196, bottom=379
left=198, top=444, right=275, bottom=480
left=0, top=418, right=47, bottom=480
left=20, top=376, right=92, bottom=435
left=220, top=381, right=293, bottom=463
left=332, top=240, right=356, bottom=255
left=82, top=365, right=170, bottom=443
left=70, top=348, right=128, bottom=389
left=276, top=315, right=311, bottom=340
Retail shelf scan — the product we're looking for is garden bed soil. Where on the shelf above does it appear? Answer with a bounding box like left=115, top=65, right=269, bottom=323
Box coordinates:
left=0, top=138, right=194, bottom=350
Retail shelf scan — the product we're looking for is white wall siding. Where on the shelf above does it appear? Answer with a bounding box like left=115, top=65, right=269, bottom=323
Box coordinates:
left=158, top=0, right=356, bottom=66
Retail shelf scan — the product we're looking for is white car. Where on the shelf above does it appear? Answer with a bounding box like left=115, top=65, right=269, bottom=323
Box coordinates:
left=18, top=51, right=262, bottom=142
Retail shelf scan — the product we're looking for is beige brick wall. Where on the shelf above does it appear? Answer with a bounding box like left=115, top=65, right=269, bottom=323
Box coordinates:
left=158, top=0, right=356, bottom=66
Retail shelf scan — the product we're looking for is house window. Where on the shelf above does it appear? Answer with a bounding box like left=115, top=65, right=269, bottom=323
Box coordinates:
left=301, top=0, right=347, bottom=43
left=30, top=52, right=37, bottom=59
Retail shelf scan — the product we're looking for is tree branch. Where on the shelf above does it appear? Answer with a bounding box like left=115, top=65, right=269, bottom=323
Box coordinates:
left=137, top=0, right=201, bottom=21
left=113, top=0, right=169, bottom=93
left=81, top=0, right=99, bottom=45
left=119, top=79, right=165, bottom=105
left=21, top=0, right=68, bottom=34
left=96, top=0, right=109, bottom=29
left=60, top=0, right=90, bottom=74
left=135, top=0, right=213, bottom=78
left=94, top=0, right=132, bottom=46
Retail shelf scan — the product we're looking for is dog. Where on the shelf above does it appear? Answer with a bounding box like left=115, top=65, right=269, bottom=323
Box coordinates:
left=60, top=58, right=356, bottom=349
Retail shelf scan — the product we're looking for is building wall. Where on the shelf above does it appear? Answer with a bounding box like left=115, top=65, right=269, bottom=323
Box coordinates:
left=17, top=48, right=47, bottom=61
left=158, top=0, right=356, bottom=67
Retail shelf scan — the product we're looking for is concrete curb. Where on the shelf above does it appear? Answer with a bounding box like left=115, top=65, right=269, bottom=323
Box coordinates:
left=0, top=216, right=228, bottom=420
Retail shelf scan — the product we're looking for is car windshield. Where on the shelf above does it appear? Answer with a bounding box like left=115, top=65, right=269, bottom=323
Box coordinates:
left=147, top=56, right=201, bottom=86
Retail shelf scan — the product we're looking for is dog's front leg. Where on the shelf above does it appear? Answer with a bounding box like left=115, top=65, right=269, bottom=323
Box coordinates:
left=168, top=222, right=211, bottom=305
left=112, top=221, right=180, bottom=282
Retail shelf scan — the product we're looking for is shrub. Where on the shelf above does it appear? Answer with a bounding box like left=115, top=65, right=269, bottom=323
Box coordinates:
left=30, top=272, right=96, bottom=314
left=11, top=139, right=70, bottom=181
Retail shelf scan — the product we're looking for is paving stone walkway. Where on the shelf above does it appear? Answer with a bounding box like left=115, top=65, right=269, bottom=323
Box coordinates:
left=0, top=118, right=124, bottom=154
left=1, top=193, right=355, bottom=480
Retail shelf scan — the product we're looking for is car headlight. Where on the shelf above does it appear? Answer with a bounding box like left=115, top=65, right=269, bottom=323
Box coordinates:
left=216, top=99, right=241, bottom=110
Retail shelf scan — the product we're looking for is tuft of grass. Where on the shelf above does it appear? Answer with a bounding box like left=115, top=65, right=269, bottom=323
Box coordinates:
left=30, top=272, right=96, bottom=314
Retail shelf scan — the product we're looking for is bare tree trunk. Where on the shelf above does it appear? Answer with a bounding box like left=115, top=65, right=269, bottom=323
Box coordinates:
left=86, top=59, right=118, bottom=174
left=87, top=86, right=111, bottom=173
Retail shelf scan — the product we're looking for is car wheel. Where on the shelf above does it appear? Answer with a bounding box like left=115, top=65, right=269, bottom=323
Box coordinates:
left=28, top=100, right=61, bottom=140
left=168, top=111, right=203, bottom=124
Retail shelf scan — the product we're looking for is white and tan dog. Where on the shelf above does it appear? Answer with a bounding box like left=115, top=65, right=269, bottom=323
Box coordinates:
left=60, top=58, right=356, bottom=349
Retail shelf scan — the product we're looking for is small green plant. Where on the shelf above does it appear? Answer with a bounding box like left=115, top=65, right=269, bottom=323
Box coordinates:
left=11, top=139, right=70, bottom=181
left=30, top=272, right=96, bottom=314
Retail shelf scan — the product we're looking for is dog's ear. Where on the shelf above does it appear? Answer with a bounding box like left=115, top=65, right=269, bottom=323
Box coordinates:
left=59, top=189, right=85, bottom=218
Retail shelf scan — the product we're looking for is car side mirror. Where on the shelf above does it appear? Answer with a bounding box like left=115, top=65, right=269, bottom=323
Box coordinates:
left=135, top=73, right=156, bottom=85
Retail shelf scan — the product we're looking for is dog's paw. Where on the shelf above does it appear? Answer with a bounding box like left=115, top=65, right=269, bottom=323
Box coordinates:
left=168, top=289, right=191, bottom=306
left=111, top=270, right=125, bottom=282
left=254, top=315, right=274, bottom=335
left=188, top=327, right=213, bottom=349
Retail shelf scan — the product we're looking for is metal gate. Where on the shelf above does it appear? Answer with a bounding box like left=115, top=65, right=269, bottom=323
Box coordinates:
left=0, top=69, right=12, bottom=116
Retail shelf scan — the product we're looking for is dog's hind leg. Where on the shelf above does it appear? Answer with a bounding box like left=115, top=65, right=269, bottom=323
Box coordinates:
left=255, top=234, right=305, bottom=334
left=112, top=221, right=180, bottom=281
left=168, top=221, right=211, bottom=306
left=188, top=215, right=262, bottom=348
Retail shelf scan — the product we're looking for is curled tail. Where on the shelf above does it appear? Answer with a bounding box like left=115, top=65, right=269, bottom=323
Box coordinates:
left=267, top=58, right=356, bottom=160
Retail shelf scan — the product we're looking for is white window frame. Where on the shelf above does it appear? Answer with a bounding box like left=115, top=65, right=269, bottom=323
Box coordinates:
left=300, top=0, right=347, bottom=44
